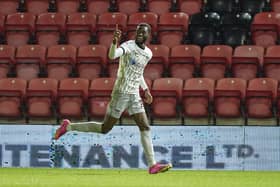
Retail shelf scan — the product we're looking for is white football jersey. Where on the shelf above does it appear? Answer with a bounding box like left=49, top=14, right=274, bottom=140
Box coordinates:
left=112, top=40, right=152, bottom=94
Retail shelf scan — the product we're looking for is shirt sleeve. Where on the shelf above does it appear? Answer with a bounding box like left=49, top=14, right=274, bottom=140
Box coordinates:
left=139, top=75, right=148, bottom=90
left=108, top=41, right=129, bottom=60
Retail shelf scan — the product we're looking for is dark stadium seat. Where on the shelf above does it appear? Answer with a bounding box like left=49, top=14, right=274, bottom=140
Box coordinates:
left=145, top=44, right=169, bottom=80
left=148, top=0, right=172, bottom=15
left=15, top=45, right=46, bottom=80
left=183, top=78, right=214, bottom=125
left=5, top=13, right=36, bottom=47
left=36, top=13, right=67, bottom=47
left=214, top=78, right=247, bottom=125
left=96, top=12, right=127, bottom=47
left=117, top=0, right=141, bottom=15
left=88, top=77, right=115, bottom=120
left=178, top=0, right=202, bottom=15
left=232, top=45, right=264, bottom=80
left=203, top=0, right=238, bottom=14
left=57, top=0, right=80, bottom=14
left=57, top=78, right=89, bottom=120
left=66, top=13, right=97, bottom=47
left=0, top=78, right=27, bottom=122
left=26, top=0, right=49, bottom=15
left=46, top=45, right=77, bottom=80
left=127, top=12, right=158, bottom=43
left=151, top=78, right=183, bottom=125
left=0, top=0, right=19, bottom=15
left=251, top=12, right=279, bottom=48
left=169, top=44, right=201, bottom=80
left=0, top=45, right=15, bottom=78
left=77, top=45, right=107, bottom=79
left=271, top=0, right=280, bottom=12
left=87, top=0, right=112, bottom=15
left=26, top=78, right=58, bottom=123
left=239, top=0, right=270, bottom=15
left=264, top=45, right=280, bottom=81
left=246, top=78, right=277, bottom=125
left=200, top=45, right=233, bottom=80
left=157, top=12, right=189, bottom=48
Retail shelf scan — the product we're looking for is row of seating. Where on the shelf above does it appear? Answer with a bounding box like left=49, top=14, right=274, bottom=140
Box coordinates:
left=2, top=44, right=280, bottom=81
left=1, top=0, right=275, bottom=16
left=0, top=77, right=279, bottom=125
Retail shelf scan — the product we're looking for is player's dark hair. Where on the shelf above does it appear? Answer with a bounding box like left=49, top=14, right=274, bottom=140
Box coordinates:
left=137, top=23, right=151, bottom=34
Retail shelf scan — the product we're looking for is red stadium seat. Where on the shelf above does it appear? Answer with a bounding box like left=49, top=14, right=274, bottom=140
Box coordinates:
left=232, top=45, right=264, bottom=81
left=148, top=0, right=172, bottom=15
left=26, top=78, right=58, bottom=123
left=15, top=45, right=46, bottom=80
left=145, top=44, right=169, bottom=80
left=26, top=0, right=49, bottom=15
left=88, top=77, right=115, bottom=120
left=151, top=78, right=183, bottom=125
left=117, top=0, right=141, bottom=15
left=200, top=45, right=233, bottom=80
left=178, top=0, right=202, bottom=15
left=58, top=78, right=89, bottom=120
left=0, top=45, right=15, bottom=78
left=77, top=45, right=107, bottom=79
left=251, top=12, right=279, bottom=47
left=46, top=45, right=77, bottom=80
left=57, top=0, right=80, bottom=14
left=246, top=78, right=277, bottom=125
left=158, top=12, right=189, bottom=48
left=264, top=45, right=280, bottom=81
left=271, top=0, right=280, bottom=12
left=5, top=13, right=36, bottom=47
left=66, top=13, right=97, bottom=47
left=183, top=78, right=214, bottom=125
left=169, top=45, right=201, bottom=80
left=214, top=78, right=247, bottom=125
left=0, top=0, right=19, bottom=15
left=127, top=12, right=158, bottom=42
left=97, top=12, right=127, bottom=47
left=36, top=13, right=67, bottom=47
left=87, top=0, right=110, bottom=15
left=0, top=78, right=27, bottom=122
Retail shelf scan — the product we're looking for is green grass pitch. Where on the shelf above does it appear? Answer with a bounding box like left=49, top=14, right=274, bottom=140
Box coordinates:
left=0, top=168, right=280, bottom=187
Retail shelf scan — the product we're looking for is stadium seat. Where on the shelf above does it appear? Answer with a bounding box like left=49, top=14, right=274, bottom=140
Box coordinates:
left=251, top=12, right=278, bottom=47
left=178, top=0, right=202, bottom=15
left=57, top=78, right=89, bottom=120
left=96, top=12, right=127, bottom=47
left=183, top=78, right=215, bottom=125
left=214, top=78, right=247, bottom=125
left=200, top=45, right=233, bottom=80
left=77, top=45, right=107, bottom=79
left=15, top=45, right=46, bottom=80
left=263, top=45, right=280, bottom=81
left=151, top=78, right=183, bottom=125
left=57, top=0, right=80, bottom=14
left=0, top=0, right=19, bottom=15
left=66, top=13, right=97, bottom=47
left=5, top=13, right=36, bottom=47
left=239, top=0, right=269, bottom=15
left=26, top=0, right=49, bottom=15
left=145, top=44, right=169, bottom=80
left=203, top=0, right=237, bottom=14
left=46, top=45, right=77, bottom=80
left=0, top=13, right=5, bottom=43
left=271, top=0, right=280, bottom=12
left=157, top=12, right=189, bottom=48
left=148, top=0, right=172, bottom=15
left=169, top=45, right=201, bottom=80
left=117, top=0, right=141, bottom=15
left=246, top=78, right=277, bottom=125
left=232, top=45, right=264, bottom=81
left=26, top=78, right=58, bottom=124
left=0, top=45, right=15, bottom=78
left=88, top=77, right=115, bottom=120
left=0, top=78, right=27, bottom=122
left=87, top=0, right=113, bottom=15
left=36, top=13, right=67, bottom=47
left=127, top=12, right=158, bottom=43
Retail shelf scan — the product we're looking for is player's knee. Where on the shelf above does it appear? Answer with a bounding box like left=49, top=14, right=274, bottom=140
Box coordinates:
left=138, top=124, right=150, bottom=131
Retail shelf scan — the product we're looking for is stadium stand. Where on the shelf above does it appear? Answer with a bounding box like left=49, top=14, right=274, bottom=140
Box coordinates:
left=0, top=45, right=15, bottom=78
left=25, top=0, right=49, bottom=15
left=264, top=45, right=280, bottom=81
left=0, top=0, right=20, bottom=15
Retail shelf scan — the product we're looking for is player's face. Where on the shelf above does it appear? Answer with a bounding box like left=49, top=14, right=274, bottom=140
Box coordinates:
left=135, top=25, right=150, bottom=44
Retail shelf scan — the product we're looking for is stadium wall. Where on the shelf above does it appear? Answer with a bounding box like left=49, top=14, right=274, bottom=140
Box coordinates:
left=0, top=125, right=279, bottom=170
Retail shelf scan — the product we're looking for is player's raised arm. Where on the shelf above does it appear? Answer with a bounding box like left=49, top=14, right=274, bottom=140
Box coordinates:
left=108, top=24, right=123, bottom=60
